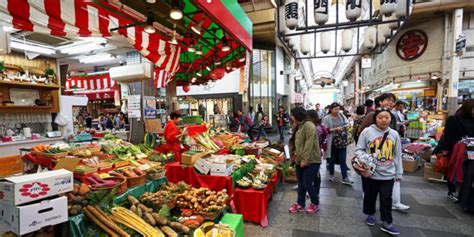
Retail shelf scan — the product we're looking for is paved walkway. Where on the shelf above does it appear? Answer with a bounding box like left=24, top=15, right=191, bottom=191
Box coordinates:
left=244, top=142, right=474, bottom=237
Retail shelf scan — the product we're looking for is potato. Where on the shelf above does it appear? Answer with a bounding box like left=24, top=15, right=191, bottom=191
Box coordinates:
left=78, top=183, right=90, bottom=196
left=73, top=184, right=80, bottom=195
left=144, top=213, right=156, bottom=226
left=152, top=213, right=169, bottom=226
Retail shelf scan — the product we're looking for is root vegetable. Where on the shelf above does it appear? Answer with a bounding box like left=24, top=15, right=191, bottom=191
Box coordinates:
left=170, top=221, right=190, bottom=233
left=160, top=226, right=178, bottom=237
left=133, top=168, right=145, bottom=176
left=73, top=184, right=80, bottom=195
left=152, top=213, right=169, bottom=226
left=138, top=204, right=150, bottom=213
left=87, top=206, right=130, bottom=237
left=136, top=207, right=143, bottom=217
left=144, top=213, right=156, bottom=226
left=84, top=207, right=119, bottom=237
left=127, top=195, right=140, bottom=206
left=130, top=205, right=137, bottom=213
left=78, top=183, right=90, bottom=195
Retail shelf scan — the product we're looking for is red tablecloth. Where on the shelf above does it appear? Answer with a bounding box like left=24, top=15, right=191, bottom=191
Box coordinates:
left=165, top=161, right=234, bottom=196
left=22, top=153, right=57, bottom=170
left=231, top=171, right=281, bottom=227
left=185, top=124, right=207, bottom=136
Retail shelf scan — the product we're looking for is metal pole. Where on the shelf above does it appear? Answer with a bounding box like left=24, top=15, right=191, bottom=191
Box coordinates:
left=447, top=8, right=463, bottom=115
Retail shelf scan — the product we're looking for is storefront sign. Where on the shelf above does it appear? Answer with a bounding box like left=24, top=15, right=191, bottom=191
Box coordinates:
left=396, top=30, right=428, bottom=61
left=361, top=57, right=372, bottom=68
left=143, top=96, right=157, bottom=119
left=294, top=93, right=304, bottom=103
left=127, top=95, right=141, bottom=118
left=120, top=84, right=129, bottom=100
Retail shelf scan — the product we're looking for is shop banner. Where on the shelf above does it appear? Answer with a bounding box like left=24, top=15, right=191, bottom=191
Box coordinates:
left=0, top=0, right=180, bottom=74
left=127, top=95, right=141, bottom=118
left=66, top=74, right=114, bottom=90
left=143, top=96, right=157, bottom=119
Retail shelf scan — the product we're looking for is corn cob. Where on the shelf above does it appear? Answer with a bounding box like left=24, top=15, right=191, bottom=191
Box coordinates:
left=111, top=207, right=164, bottom=237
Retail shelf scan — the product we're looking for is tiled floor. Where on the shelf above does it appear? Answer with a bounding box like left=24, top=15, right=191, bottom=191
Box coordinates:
left=244, top=143, right=474, bottom=237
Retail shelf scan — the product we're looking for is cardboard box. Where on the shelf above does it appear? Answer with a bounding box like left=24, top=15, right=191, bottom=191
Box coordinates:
left=211, top=163, right=234, bottom=177
left=402, top=159, right=418, bottom=173
left=0, top=196, right=68, bottom=235
left=424, top=163, right=443, bottom=181
left=194, top=158, right=212, bottom=175
left=181, top=151, right=207, bottom=165
left=0, top=169, right=73, bottom=206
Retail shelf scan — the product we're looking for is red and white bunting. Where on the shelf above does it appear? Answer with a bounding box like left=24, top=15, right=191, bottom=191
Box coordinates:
left=154, top=69, right=171, bottom=89
left=66, top=74, right=115, bottom=90
left=0, top=0, right=181, bottom=73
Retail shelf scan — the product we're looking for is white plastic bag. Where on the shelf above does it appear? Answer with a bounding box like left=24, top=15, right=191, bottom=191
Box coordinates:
left=392, top=180, right=401, bottom=205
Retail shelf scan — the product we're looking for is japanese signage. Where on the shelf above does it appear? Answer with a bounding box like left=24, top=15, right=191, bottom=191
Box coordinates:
left=285, top=2, right=298, bottom=21
left=143, top=96, right=157, bottom=119
left=456, top=35, right=466, bottom=55
left=127, top=95, right=141, bottom=118
left=396, top=30, right=428, bottom=61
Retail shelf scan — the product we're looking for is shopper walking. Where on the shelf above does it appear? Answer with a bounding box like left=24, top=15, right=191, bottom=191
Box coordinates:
left=323, top=102, right=353, bottom=185
left=392, top=101, right=408, bottom=137
left=256, top=105, right=268, bottom=141
left=230, top=111, right=242, bottom=133
left=288, top=107, right=321, bottom=214
left=355, top=108, right=403, bottom=235
left=246, top=107, right=256, bottom=140
left=356, top=93, right=410, bottom=211
left=365, top=99, right=375, bottom=114
left=275, top=106, right=290, bottom=141
left=353, top=105, right=367, bottom=144
left=433, top=99, right=474, bottom=202
left=315, top=103, right=326, bottom=120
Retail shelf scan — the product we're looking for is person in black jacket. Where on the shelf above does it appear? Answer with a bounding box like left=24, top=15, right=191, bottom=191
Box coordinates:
left=275, top=106, right=290, bottom=141
left=434, top=99, right=474, bottom=202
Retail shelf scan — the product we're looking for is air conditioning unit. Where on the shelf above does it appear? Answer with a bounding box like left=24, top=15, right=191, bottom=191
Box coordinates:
left=109, top=63, right=152, bottom=83
left=0, top=26, right=11, bottom=55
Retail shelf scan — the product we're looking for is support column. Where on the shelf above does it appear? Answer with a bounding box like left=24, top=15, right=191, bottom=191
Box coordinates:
left=447, top=8, right=463, bottom=115
left=289, top=57, right=296, bottom=109
left=354, top=60, right=361, bottom=106
left=166, top=80, right=179, bottom=112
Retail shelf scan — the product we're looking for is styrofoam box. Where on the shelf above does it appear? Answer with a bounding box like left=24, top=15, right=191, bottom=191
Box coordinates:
left=194, top=158, right=212, bottom=175
left=0, top=169, right=73, bottom=205
left=0, top=196, right=68, bottom=235
left=210, top=163, right=234, bottom=177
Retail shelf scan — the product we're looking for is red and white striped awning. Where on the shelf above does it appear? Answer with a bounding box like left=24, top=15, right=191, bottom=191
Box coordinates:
left=66, top=74, right=115, bottom=90
left=0, top=0, right=180, bottom=74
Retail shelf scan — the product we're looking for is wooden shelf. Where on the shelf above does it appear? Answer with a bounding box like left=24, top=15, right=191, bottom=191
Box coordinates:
left=0, top=105, right=52, bottom=109
left=0, top=105, right=56, bottom=113
left=0, top=80, right=60, bottom=89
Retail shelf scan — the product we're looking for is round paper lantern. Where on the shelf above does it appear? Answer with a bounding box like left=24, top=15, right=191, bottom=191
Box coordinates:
left=345, top=0, right=361, bottom=22
left=380, top=0, right=397, bottom=17
left=396, top=0, right=412, bottom=18
left=183, top=84, right=191, bottom=93
left=384, top=15, right=398, bottom=29
left=278, top=5, right=286, bottom=33
left=321, top=31, right=331, bottom=54
left=342, top=29, right=353, bottom=52
left=364, top=26, right=377, bottom=50
left=314, top=0, right=329, bottom=25
left=300, top=34, right=311, bottom=55
left=285, top=0, right=298, bottom=30
left=377, top=25, right=388, bottom=46
left=210, top=67, right=226, bottom=80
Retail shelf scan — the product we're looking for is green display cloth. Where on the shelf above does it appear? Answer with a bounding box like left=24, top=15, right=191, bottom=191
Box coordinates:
left=68, top=178, right=167, bottom=237
left=230, top=159, right=256, bottom=188
left=220, top=213, right=244, bottom=237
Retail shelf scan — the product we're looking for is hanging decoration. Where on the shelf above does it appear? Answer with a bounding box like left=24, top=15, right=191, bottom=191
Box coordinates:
left=380, top=0, right=398, bottom=17
left=364, top=26, right=377, bottom=50
left=314, top=0, right=329, bottom=25
left=345, top=0, right=361, bottom=22
left=321, top=32, right=331, bottom=54
left=0, top=0, right=181, bottom=75
left=341, top=30, right=353, bottom=52
left=396, top=0, right=412, bottom=18
left=300, top=34, right=311, bottom=55
left=285, top=0, right=299, bottom=30
left=279, top=5, right=287, bottom=33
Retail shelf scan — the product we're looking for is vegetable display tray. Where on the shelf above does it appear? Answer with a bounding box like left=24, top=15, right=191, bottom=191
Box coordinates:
left=32, top=151, right=68, bottom=158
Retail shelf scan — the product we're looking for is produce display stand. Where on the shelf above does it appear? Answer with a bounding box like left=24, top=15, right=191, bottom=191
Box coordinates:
left=67, top=178, right=168, bottom=237
left=220, top=213, right=245, bottom=237
left=164, top=159, right=256, bottom=196
left=231, top=171, right=281, bottom=227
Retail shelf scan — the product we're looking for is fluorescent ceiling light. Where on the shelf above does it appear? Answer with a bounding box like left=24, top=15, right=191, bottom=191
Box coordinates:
left=214, top=61, right=221, bottom=65
left=170, top=8, right=183, bottom=21
left=79, top=54, right=116, bottom=64
left=144, top=25, right=156, bottom=34
left=191, top=77, right=197, bottom=83
left=191, top=20, right=204, bottom=35
left=59, top=42, right=107, bottom=55
left=196, top=49, right=203, bottom=55
left=206, top=66, right=211, bottom=71
left=187, top=46, right=195, bottom=52
left=10, top=41, right=55, bottom=55
left=196, top=72, right=202, bottom=77
left=238, top=57, right=245, bottom=62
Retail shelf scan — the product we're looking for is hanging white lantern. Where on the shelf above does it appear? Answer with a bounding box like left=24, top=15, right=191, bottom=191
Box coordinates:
left=285, top=0, right=298, bottom=30
left=321, top=31, right=331, bottom=54
left=314, top=0, right=329, bottom=25
left=377, top=25, right=388, bottom=46
left=383, top=15, right=398, bottom=29
left=300, top=34, right=311, bottom=55
left=278, top=5, right=286, bottom=33
left=380, top=0, right=397, bottom=17
left=341, top=29, right=353, bottom=52
left=364, top=26, right=377, bottom=50
left=345, top=0, right=361, bottom=22
left=396, top=0, right=413, bottom=18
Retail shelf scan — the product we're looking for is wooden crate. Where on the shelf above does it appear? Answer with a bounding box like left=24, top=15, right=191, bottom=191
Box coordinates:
left=402, top=159, right=418, bottom=173
left=0, top=155, right=23, bottom=177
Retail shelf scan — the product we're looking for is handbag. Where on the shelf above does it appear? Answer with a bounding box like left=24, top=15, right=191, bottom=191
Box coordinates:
left=351, top=131, right=389, bottom=177
left=434, top=153, right=449, bottom=174
left=332, top=127, right=353, bottom=149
